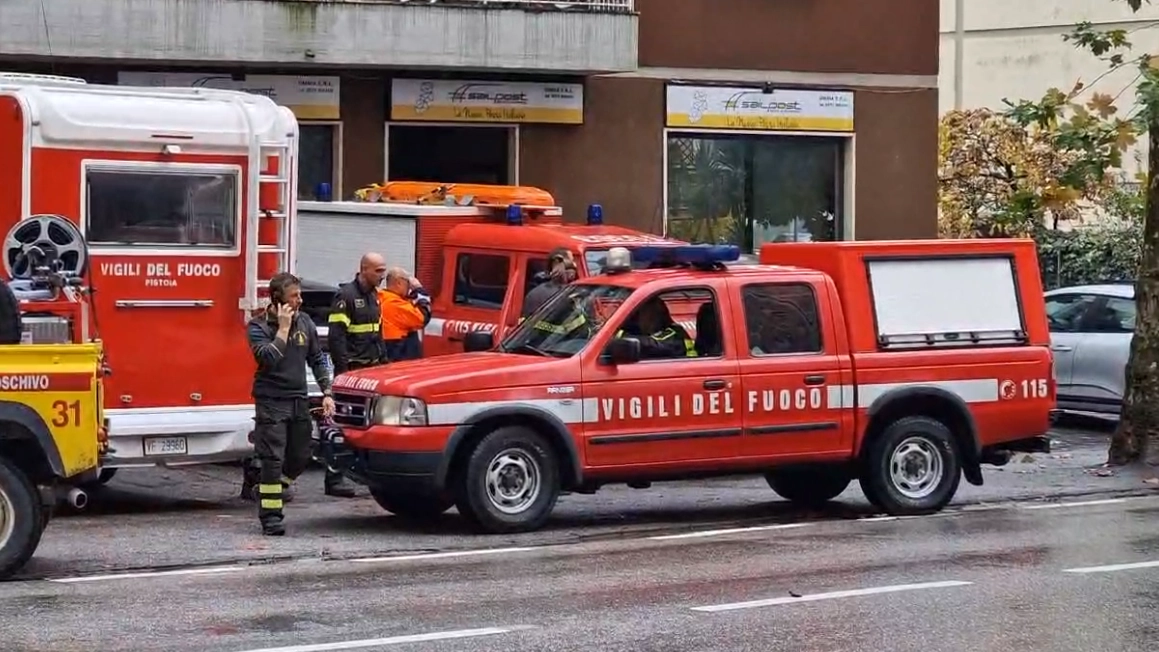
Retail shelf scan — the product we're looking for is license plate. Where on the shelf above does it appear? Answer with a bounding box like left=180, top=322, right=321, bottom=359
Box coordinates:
left=143, top=436, right=188, bottom=456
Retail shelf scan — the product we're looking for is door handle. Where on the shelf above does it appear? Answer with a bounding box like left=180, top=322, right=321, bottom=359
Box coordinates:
left=804, top=375, right=826, bottom=386
left=703, top=379, right=727, bottom=391
left=1051, top=345, right=1073, bottom=352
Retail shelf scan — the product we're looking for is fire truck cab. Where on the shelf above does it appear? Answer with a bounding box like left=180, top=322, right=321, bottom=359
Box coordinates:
left=0, top=72, right=300, bottom=472
left=297, top=182, right=689, bottom=358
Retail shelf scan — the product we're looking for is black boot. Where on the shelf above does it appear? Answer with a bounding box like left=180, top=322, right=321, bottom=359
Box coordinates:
left=261, top=517, right=286, bottom=536
left=240, top=457, right=260, bottom=501
left=325, top=471, right=356, bottom=498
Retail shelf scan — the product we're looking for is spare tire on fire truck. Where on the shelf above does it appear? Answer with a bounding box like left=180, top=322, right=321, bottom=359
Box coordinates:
left=0, top=276, right=22, bottom=345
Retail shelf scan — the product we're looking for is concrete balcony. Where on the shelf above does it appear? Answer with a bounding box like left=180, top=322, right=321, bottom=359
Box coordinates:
left=0, top=0, right=638, bottom=74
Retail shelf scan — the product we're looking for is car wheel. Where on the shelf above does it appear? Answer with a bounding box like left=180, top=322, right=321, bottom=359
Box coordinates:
left=765, top=466, right=851, bottom=508
left=860, top=416, right=961, bottom=515
left=369, top=487, right=453, bottom=521
left=0, top=456, right=46, bottom=580
left=454, top=426, right=560, bottom=534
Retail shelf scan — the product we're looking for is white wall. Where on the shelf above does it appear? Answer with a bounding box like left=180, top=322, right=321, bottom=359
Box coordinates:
left=940, top=0, right=1159, bottom=173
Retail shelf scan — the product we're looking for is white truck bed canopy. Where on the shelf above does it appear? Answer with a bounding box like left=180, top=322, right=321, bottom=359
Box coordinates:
left=0, top=72, right=296, bottom=150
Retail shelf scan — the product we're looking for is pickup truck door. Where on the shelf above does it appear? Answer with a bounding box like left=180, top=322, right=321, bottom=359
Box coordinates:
left=734, top=278, right=846, bottom=459
left=428, top=249, right=515, bottom=355
left=582, top=279, right=742, bottom=467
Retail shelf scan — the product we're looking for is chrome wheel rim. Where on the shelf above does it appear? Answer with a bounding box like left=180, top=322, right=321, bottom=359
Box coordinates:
left=485, top=448, right=541, bottom=515
left=890, top=436, right=944, bottom=499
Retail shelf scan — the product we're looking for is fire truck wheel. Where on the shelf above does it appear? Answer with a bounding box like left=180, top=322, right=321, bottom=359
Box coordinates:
left=860, top=416, right=962, bottom=515
left=454, top=426, right=561, bottom=534
left=764, top=466, right=851, bottom=508
left=369, top=487, right=453, bottom=521
left=0, top=455, right=46, bottom=580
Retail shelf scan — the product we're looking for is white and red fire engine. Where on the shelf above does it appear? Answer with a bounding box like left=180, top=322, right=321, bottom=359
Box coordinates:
left=0, top=72, right=299, bottom=477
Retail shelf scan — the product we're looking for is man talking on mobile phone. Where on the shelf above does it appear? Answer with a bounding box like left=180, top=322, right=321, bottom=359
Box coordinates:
left=246, top=272, right=335, bottom=536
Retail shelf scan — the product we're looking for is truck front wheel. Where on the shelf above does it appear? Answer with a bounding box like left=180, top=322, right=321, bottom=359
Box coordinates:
left=765, top=466, right=851, bottom=508
left=453, top=426, right=561, bottom=534
left=370, top=487, right=453, bottom=521
left=0, top=456, right=46, bottom=580
left=861, top=416, right=961, bottom=515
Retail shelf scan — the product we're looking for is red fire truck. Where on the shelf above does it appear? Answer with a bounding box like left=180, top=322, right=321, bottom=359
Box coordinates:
left=0, top=72, right=299, bottom=478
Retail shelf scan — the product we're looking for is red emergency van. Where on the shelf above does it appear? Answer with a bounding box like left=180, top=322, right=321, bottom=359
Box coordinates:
left=0, top=72, right=300, bottom=476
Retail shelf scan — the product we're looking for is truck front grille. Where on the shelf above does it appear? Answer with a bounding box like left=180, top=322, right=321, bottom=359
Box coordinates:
left=332, top=393, right=371, bottom=428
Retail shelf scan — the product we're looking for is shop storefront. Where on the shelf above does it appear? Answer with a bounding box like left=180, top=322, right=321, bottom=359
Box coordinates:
left=385, top=79, right=584, bottom=185
left=663, top=84, right=855, bottom=248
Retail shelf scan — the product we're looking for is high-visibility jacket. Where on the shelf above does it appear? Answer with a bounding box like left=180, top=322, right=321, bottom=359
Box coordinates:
left=378, top=289, right=428, bottom=340
left=328, top=276, right=384, bottom=374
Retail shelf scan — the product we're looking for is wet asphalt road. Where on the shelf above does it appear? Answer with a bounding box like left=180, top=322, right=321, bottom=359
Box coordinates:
left=2, top=493, right=1159, bottom=652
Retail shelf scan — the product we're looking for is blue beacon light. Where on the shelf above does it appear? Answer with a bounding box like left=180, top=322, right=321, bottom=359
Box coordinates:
left=506, top=204, right=523, bottom=225
left=586, top=203, right=604, bottom=225
left=630, top=244, right=742, bottom=267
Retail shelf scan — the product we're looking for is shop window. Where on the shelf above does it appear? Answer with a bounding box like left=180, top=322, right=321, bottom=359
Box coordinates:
left=298, top=123, right=339, bottom=200
left=86, top=169, right=237, bottom=248
left=388, top=125, right=512, bottom=184
left=666, top=134, right=844, bottom=251
left=454, top=253, right=510, bottom=309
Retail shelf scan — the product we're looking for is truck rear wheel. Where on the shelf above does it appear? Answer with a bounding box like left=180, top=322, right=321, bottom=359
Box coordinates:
left=453, top=426, right=560, bottom=534
left=370, top=487, right=453, bottom=521
left=0, top=456, right=46, bottom=579
left=860, top=416, right=961, bottom=515
left=765, top=466, right=851, bottom=508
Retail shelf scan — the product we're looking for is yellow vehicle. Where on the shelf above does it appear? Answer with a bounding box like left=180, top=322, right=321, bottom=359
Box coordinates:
left=0, top=342, right=106, bottom=579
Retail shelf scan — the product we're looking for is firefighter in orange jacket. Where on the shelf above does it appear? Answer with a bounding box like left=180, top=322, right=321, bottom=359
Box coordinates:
left=378, top=267, right=431, bottom=362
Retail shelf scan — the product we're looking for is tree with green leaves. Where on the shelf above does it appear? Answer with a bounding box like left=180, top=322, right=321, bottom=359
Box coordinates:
left=1042, top=0, right=1159, bottom=468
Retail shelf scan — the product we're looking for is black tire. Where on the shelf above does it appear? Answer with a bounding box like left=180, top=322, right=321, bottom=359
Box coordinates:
left=370, top=487, right=453, bottom=521
left=0, top=277, right=21, bottom=345
left=859, top=415, right=962, bottom=515
left=765, top=466, right=851, bottom=508
left=453, top=426, right=561, bottom=534
left=0, top=456, right=46, bottom=580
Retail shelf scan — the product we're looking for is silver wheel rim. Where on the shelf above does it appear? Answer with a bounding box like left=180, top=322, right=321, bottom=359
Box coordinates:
left=889, top=436, right=944, bottom=499
left=0, top=487, right=15, bottom=551
left=485, top=448, right=541, bottom=515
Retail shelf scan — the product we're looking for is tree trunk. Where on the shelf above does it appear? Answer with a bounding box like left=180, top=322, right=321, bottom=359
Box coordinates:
left=1109, top=120, right=1159, bottom=467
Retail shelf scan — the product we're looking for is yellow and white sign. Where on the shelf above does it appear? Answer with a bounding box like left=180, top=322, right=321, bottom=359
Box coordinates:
left=391, top=79, right=583, bottom=125
left=117, top=72, right=341, bottom=120
left=666, top=85, right=854, bottom=132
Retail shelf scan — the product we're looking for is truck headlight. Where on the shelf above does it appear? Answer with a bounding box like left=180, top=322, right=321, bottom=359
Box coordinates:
left=371, top=396, right=427, bottom=427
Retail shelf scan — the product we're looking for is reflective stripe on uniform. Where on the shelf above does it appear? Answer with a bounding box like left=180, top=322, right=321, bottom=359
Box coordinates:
left=329, top=313, right=351, bottom=325
left=258, top=483, right=282, bottom=494
left=260, top=499, right=283, bottom=509
left=347, top=322, right=380, bottom=333
left=533, top=314, right=586, bottom=334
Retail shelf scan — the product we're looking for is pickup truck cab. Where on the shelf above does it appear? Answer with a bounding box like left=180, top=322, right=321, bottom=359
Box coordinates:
left=321, top=240, right=1054, bottom=533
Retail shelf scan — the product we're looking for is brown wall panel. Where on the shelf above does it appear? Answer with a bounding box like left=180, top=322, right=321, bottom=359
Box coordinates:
left=637, top=0, right=938, bottom=76
left=851, top=87, right=938, bottom=239
left=520, top=76, right=665, bottom=234
left=339, top=75, right=385, bottom=199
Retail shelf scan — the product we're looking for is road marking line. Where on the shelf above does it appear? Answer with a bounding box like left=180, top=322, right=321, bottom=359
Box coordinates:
left=230, top=626, right=533, bottom=652
left=1022, top=498, right=1126, bottom=510
left=649, top=522, right=811, bottom=541
left=1063, top=560, right=1159, bottom=574
left=857, top=516, right=899, bottom=522
left=349, top=547, right=536, bottom=564
left=691, top=580, right=973, bottom=612
left=49, top=566, right=245, bottom=584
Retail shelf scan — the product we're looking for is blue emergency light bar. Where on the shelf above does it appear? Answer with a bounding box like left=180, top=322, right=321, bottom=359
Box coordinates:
left=506, top=204, right=523, bottom=225
left=587, top=204, right=604, bottom=225
left=631, top=244, right=742, bottom=267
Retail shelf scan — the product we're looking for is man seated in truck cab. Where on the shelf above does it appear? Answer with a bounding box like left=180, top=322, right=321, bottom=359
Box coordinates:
left=617, top=296, right=697, bottom=360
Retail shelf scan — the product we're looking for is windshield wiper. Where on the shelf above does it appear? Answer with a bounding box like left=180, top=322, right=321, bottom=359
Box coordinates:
left=505, top=343, right=551, bottom=356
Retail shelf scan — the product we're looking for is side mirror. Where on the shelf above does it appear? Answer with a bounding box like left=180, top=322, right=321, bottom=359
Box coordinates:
left=463, top=330, right=494, bottom=353
left=604, top=336, right=641, bottom=364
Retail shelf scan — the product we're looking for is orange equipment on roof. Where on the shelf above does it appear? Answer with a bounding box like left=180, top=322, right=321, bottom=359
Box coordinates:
left=353, top=182, right=557, bottom=210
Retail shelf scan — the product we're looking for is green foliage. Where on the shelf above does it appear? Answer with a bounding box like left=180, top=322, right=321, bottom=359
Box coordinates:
left=1036, top=221, right=1143, bottom=289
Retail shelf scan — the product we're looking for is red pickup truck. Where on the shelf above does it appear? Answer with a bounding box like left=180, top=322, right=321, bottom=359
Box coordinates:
left=322, top=239, right=1054, bottom=533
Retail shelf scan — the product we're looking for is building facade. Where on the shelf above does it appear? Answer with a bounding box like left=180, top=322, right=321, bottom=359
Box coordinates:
left=940, top=0, right=1159, bottom=176
left=0, top=0, right=938, bottom=247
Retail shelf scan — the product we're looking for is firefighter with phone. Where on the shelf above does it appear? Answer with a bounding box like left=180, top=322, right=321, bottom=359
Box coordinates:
left=246, top=273, right=335, bottom=536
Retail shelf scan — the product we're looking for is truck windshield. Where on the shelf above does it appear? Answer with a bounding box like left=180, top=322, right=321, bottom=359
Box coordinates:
left=500, top=284, right=635, bottom=357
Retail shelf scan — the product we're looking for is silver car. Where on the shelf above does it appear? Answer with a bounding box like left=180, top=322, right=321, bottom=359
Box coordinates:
left=1045, top=283, right=1136, bottom=418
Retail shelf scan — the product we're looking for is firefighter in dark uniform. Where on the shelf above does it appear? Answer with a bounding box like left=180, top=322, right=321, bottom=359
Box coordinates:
left=246, top=273, right=335, bottom=536
left=522, top=247, right=576, bottom=320
left=619, top=296, right=697, bottom=359
left=324, top=252, right=388, bottom=495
